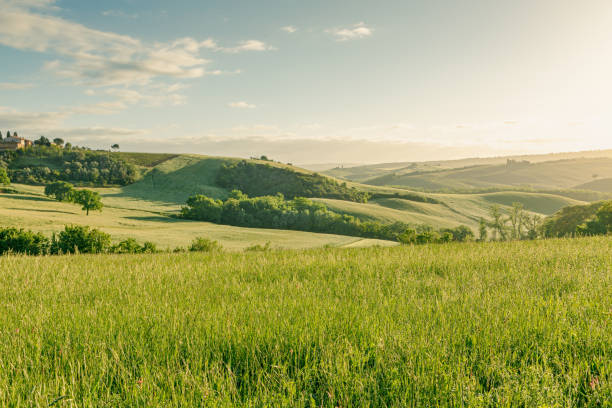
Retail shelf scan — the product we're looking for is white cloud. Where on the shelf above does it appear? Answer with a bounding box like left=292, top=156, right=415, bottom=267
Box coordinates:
left=281, top=26, right=297, bottom=33
left=201, top=38, right=276, bottom=53
left=327, top=22, right=373, bottom=41
left=0, top=82, right=34, bottom=90
left=228, top=101, right=256, bottom=109
left=0, top=1, right=267, bottom=87
left=0, top=106, right=69, bottom=129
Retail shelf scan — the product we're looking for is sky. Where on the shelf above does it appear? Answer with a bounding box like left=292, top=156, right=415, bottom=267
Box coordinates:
left=1, top=0, right=611, bottom=165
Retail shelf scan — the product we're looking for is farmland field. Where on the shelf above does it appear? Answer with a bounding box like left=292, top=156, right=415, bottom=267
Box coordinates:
left=0, top=238, right=610, bottom=406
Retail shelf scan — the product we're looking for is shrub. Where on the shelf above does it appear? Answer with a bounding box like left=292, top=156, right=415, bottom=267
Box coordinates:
left=112, top=239, right=159, bottom=254
left=189, top=237, right=222, bottom=253
left=0, top=167, right=10, bottom=186
left=55, top=225, right=111, bottom=254
left=45, top=181, right=75, bottom=202
left=0, top=227, right=49, bottom=255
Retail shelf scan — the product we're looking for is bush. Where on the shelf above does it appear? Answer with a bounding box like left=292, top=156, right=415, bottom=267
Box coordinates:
left=55, top=225, right=111, bottom=254
left=0, top=167, right=9, bottom=186
left=0, top=227, right=49, bottom=255
left=189, top=237, right=222, bottom=253
left=111, top=239, right=158, bottom=254
left=45, top=181, right=75, bottom=202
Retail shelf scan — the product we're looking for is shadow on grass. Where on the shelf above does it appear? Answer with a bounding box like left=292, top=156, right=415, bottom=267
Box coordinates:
left=1, top=194, right=53, bottom=203
left=7, top=207, right=75, bottom=215
left=101, top=157, right=232, bottom=204
left=124, top=215, right=185, bottom=223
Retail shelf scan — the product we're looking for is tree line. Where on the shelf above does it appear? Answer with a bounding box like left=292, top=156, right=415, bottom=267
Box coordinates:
left=0, top=225, right=221, bottom=256
left=0, top=140, right=136, bottom=186
left=180, top=190, right=475, bottom=243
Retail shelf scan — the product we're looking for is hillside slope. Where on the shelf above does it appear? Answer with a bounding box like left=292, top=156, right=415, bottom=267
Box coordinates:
left=360, top=157, right=612, bottom=192
left=325, top=149, right=612, bottom=183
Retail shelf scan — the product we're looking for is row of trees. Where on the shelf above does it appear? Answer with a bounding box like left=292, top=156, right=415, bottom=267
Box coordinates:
left=0, top=225, right=221, bottom=256
left=181, top=190, right=475, bottom=243
left=2, top=143, right=136, bottom=186
left=45, top=181, right=103, bottom=215
left=478, top=203, right=542, bottom=241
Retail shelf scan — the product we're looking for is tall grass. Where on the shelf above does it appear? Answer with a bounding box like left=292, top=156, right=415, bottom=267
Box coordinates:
left=0, top=238, right=610, bottom=406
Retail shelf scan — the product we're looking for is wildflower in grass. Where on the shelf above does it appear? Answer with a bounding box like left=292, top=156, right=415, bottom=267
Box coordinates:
left=589, top=377, right=600, bottom=390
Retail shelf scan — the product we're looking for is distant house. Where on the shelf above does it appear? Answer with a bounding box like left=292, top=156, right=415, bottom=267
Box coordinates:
left=0, top=136, right=33, bottom=151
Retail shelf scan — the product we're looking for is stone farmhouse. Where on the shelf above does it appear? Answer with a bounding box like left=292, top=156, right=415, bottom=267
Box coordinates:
left=0, top=136, right=33, bottom=151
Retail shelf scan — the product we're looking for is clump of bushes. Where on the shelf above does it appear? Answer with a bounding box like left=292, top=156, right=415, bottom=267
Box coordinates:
left=216, top=160, right=371, bottom=203
left=189, top=237, right=222, bottom=253
left=397, top=225, right=474, bottom=245
left=0, top=225, right=160, bottom=256
left=0, top=227, right=49, bottom=255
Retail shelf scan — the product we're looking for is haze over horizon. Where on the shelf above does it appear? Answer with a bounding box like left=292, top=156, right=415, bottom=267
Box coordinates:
left=1, top=0, right=612, bottom=164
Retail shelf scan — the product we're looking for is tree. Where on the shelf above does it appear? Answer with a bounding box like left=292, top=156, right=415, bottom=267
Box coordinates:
left=111, top=144, right=120, bottom=151
left=0, top=167, right=10, bottom=186
left=53, top=138, right=64, bottom=147
left=525, top=215, right=541, bottom=240
left=44, top=181, right=75, bottom=202
left=488, top=205, right=507, bottom=241
left=478, top=218, right=488, bottom=242
left=64, top=142, right=72, bottom=150
left=34, top=136, right=51, bottom=146
left=73, top=189, right=103, bottom=215
left=0, top=131, right=3, bottom=141
left=508, top=202, right=527, bottom=240
left=5, top=131, right=10, bottom=139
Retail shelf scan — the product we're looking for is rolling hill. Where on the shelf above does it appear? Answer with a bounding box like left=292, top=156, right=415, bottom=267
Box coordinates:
left=2, top=150, right=609, bottom=248
left=325, top=153, right=612, bottom=197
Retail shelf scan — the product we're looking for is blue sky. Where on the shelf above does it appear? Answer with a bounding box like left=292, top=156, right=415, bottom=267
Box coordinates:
left=1, top=0, right=611, bottom=164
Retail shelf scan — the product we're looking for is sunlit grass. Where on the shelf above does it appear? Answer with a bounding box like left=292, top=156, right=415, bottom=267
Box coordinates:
left=0, top=237, right=610, bottom=406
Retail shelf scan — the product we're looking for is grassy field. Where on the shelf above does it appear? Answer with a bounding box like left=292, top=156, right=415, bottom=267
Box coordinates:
left=0, top=238, right=610, bottom=406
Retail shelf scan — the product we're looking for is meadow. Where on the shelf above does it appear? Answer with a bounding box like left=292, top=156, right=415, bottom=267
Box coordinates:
left=0, top=238, right=610, bottom=407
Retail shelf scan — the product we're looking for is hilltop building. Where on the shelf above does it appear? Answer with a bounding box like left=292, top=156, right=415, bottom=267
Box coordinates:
left=0, top=136, right=33, bottom=151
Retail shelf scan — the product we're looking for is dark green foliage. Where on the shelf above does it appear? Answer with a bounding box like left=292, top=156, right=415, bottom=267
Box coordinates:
left=541, top=201, right=607, bottom=237
left=369, top=191, right=440, bottom=204
left=0, top=167, right=9, bottom=186
left=73, top=189, right=103, bottom=215
left=54, top=225, right=112, bottom=254
left=182, top=191, right=473, bottom=242
left=575, top=201, right=612, bottom=236
left=439, top=225, right=475, bottom=242
left=0, top=227, right=49, bottom=255
left=4, top=145, right=137, bottom=186
left=184, top=195, right=223, bottom=223
left=111, top=239, right=158, bottom=254
left=34, top=136, right=51, bottom=146
left=44, top=181, right=75, bottom=202
left=189, top=237, right=222, bottom=252
left=216, top=160, right=370, bottom=202
left=53, top=138, right=64, bottom=147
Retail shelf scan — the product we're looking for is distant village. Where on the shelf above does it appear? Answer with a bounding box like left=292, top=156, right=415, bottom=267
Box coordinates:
left=0, top=131, right=33, bottom=151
